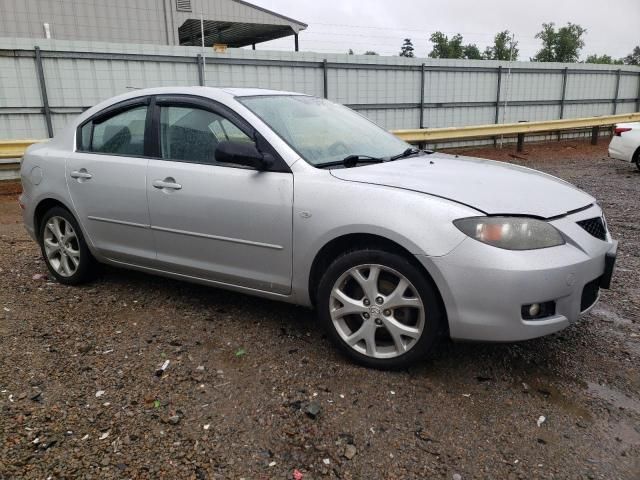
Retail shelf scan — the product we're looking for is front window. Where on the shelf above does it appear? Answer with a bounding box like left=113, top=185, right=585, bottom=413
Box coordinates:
left=159, top=105, right=254, bottom=164
left=237, top=95, right=410, bottom=167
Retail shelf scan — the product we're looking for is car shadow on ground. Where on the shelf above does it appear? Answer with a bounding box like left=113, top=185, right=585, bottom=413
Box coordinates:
left=92, top=263, right=588, bottom=384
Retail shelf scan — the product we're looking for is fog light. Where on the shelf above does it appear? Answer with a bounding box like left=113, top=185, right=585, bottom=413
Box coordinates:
left=521, top=301, right=556, bottom=320
left=528, top=303, right=541, bottom=317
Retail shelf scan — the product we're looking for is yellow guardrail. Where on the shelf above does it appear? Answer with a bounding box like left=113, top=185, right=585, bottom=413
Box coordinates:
left=392, top=112, right=640, bottom=143
left=0, top=139, right=46, bottom=160
left=1, top=111, right=639, bottom=165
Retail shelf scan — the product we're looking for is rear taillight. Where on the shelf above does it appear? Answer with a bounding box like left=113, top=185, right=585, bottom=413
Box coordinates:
left=614, top=127, right=632, bottom=136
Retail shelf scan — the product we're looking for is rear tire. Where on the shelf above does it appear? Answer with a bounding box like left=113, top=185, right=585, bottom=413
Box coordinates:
left=317, top=249, right=445, bottom=369
left=38, top=207, right=96, bottom=285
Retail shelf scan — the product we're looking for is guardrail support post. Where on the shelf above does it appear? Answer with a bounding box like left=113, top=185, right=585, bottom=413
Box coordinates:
left=34, top=46, right=53, bottom=138
left=591, top=126, right=600, bottom=145
left=322, top=59, right=328, bottom=99
left=612, top=69, right=621, bottom=115
left=196, top=54, right=204, bottom=86
left=516, top=133, right=525, bottom=152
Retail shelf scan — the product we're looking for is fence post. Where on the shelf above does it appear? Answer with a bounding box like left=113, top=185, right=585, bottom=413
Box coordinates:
left=34, top=46, right=53, bottom=138
left=196, top=54, right=204, bottom=86
left=322, top=59, right=328, bottom=99
left=559, top=67, right=568, bottom=119
left=419, top=63, right=425, bottom=129
left=612, top=69, right=621, bottom=115
left=557, top=66, right=569, bottom=141
left=493, top=66, right=502, bottom=147
left=636, top=72, right=640, bottom=112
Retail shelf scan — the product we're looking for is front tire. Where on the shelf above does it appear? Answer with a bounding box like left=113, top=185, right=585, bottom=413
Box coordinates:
left=39, top=207, right=96, bottom=285
left=317, top=249, right=445, bottom=369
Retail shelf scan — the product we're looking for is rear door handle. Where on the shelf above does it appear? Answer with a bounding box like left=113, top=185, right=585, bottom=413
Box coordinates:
left=152, top=178, right=182, bottom=190
left=70, top=169, right=92, bottom=180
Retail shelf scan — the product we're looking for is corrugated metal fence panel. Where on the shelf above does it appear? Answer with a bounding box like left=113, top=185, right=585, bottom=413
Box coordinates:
left=424, top=106, right=495, bottom=128
left=0, top=112, right=48, bottom=139
left=616, top=102, right=636, bottom=114
left=0, top=37, right=639, bottom=141
left=205, top=63, right=323, bottom=97
left=566, top=72, right=618, bottom=100
left=330, top=68, right=420, bottom=105
left=0, top=55, right=41, bottom=107
left=501, top=104, right=562, bottom=123
left=618, top=74, right=639, bottom=99
left=44, top=58, right=198, bottom=107
left=563, top=102, right=614, bottom=118
left=501, top=71, right=563, bottom=101
left=363, top=108, right=420, bottom=131
left=424, top=70, right=496, bottom=103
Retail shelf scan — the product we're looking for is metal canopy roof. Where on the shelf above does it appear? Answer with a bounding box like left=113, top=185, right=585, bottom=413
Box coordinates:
left=178, top=19, right=299, bottom=47
left=176, top=0, right=307, bottom=48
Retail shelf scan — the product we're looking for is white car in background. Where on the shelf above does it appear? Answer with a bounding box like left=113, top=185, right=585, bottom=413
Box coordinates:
left=608, top=122, right=640, bottom=169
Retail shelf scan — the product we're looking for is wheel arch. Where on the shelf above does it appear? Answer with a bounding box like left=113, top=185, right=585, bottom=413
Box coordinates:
left=307, top=232, right=449, bottom=334
left=33, top=197, right=75, bottom=239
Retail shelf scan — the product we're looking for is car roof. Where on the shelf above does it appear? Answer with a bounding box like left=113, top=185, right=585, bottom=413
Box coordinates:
left=110, top=86, right=305, bottom=100
left=220, top=87, right=305, bottom=97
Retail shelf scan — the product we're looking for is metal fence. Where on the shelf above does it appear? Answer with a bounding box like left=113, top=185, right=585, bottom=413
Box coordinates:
left=1, top=37, right=639, bottom=142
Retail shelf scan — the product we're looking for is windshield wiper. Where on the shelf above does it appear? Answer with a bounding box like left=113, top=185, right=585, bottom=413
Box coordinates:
left=388, top=147, right=422, bottom=161
left=316, top=154, right=385, bottom=169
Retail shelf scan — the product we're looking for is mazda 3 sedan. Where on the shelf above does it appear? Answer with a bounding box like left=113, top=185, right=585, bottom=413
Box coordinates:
left=20, top=87, right=617, bottom=368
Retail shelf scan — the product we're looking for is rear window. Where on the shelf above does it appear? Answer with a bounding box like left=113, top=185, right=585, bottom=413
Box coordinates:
left=78, top=105, right=148, bottom=156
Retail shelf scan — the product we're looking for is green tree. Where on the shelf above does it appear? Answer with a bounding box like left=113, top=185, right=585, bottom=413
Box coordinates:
left=428, top=32, right=463, bottom=59
left=364, top=51, right=379, bottom=56
left=399, top=38, right=415, bottom=57
left=585, top=54, right=623, bottom=65
left=462, top=44, right=482, bottom=60
left=532, top=22, right=586, bottom=62
left=623, top=46, right=640, bottom=65
left=347, top=48, right=354, bottom=55
left=484, top=30, right=519, bottom=60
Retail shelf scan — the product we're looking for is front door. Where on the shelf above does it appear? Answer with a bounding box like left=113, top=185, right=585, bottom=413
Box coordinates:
left=146, top=100, right=293, bottom=294
left=66, top=99, right=155, bottom=265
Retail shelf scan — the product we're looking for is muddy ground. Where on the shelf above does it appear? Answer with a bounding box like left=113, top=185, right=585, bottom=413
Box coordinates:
left=0, top=139, right=638, bottom=479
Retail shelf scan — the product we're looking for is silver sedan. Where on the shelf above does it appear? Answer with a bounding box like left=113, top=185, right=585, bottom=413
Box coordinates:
left=19, top=87, right=617, bottom=369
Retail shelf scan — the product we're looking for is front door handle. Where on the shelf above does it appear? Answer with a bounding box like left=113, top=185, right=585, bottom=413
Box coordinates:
left=70, top=169, right=92, bottom=180
left=152, top=178, right=182, bottom=190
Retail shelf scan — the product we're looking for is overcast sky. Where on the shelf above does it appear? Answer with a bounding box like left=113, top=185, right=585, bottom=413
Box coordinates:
left=250, top=0, right=639, bottom=60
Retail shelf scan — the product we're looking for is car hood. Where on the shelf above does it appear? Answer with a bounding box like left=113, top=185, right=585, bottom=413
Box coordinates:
left=330, top=153, right=594, bottom=219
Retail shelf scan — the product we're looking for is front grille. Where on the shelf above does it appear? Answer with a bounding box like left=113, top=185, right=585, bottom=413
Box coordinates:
left=577, top=217, right=606, bottom=241
left=580, top=277, right=600, bottom=311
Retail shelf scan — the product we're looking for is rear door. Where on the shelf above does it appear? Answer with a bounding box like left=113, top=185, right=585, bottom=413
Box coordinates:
left=146, top=95, right=294, bottom=294
left=66, top=97, right=155, bottom=265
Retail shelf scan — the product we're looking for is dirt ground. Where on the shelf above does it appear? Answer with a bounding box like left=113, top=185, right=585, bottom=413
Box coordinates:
left=1, top=139, right=638, bottom=479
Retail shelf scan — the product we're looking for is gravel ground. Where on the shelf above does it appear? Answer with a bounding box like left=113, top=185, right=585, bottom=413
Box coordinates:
left=1, top=139, right=638, bottom=479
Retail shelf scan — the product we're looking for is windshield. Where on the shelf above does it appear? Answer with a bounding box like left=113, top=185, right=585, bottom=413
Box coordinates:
left=237, top=95, right=411, bottom=167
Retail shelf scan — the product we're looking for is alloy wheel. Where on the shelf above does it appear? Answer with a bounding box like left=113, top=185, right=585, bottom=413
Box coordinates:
left=329, top=264, right=425, bottom=359
left=43, top=216, right=81, bottom=277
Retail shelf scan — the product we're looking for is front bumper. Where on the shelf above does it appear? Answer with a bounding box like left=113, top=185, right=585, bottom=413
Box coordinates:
left=418, top=207, right=616, bottom=342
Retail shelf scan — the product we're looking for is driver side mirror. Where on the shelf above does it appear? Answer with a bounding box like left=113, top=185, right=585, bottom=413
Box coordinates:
left=215, top=141, right=273, bottom=170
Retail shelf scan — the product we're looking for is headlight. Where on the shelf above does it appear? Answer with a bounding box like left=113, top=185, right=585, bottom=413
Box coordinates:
left=453, top=216, right=565, bottom=250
